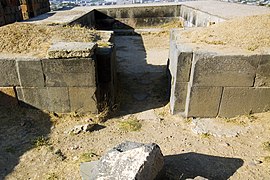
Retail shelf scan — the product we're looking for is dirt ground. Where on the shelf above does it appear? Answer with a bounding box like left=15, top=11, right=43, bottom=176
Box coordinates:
left=1, top=31, right=270, bottom=180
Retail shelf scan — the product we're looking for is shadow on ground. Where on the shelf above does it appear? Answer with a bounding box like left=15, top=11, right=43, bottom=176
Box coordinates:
left=163, top=152, right=244, bottom=180
left=0, top=93, right=52, bottom=179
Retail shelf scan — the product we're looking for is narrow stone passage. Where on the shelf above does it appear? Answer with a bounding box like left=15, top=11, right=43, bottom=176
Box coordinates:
left=114, top=32, right=169, bottom=116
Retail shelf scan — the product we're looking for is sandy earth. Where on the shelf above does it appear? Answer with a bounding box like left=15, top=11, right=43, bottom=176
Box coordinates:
left=0, top=30, right=270, bottom=180
left=181, top=14, right=270, bottom=53
left=0, top=23, right=100, bottom=57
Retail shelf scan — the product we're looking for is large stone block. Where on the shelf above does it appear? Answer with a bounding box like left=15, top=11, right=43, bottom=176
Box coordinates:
left=219, top=87, right=270, bottom=117
left=192, top=53, right=259, bottom=87
left=16, top=59, right=44, bottom=87
left=0, top=59, right=19, bottom=86
left=254, top=55, right=270, bottom=87
left=16, top=87, right=70, bottom=112
left=16, top=87, right=49, bottom=110
left=47, top=87, right=70, bottom=113
left=187, top=86, right=223, bottom=117
left=176, top=51, right=192, bottom=82
left=80, top=141, right=164, bottom=180
left=0, top=87, right=18, bottom=107
left=69, top=87, right=97, bottom=113
left=42, top=58, right=96, bottom=87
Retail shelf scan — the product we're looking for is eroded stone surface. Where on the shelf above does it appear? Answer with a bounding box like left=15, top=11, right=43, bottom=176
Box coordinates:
left=47, top=42, right=97, bottom=59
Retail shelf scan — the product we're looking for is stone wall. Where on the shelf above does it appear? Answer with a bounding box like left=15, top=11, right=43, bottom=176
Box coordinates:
left=169, top=30, right=270, bottom=118
left=0, top=31, right=116, bottom=114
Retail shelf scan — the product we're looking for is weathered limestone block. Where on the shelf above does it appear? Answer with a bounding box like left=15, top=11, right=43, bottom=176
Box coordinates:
left=177, top=51, right=193, bottom=83
left=47, top=42, right=97, bottom=59
left=254, top=55, right=270, bottom=87
left=42, top=58, right=96, bottom=87
left=219, top=87, right=270, bottom=117
left=192, top=53, right=259, bottom=87
left=16, top=87, right=70, bottom=112
left=0, top=59, right=19, bottom=86
left=69, top=87, right=97, bottom=113
left=16, top=59, right=44, bottom=87
left=80, top=141, right=164, bottom=180
left=187, top=86, right=223, bottom=117
left=0, top=87, right=18, bottom=107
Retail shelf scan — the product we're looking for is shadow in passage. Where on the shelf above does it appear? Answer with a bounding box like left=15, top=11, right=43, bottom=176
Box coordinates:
left=0, top=92, right=52, bottom=179
left=163, top=152, right=244, bottom=180
left=114, top=33, right=169, bottom=116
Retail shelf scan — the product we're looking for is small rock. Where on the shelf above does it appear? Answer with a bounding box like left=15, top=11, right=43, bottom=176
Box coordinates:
left=253, top=159, right=263, bottom=164
left=186, top=176, right=209, bottom=180
left=69, top=124, right=95, bottom=134
left=82, top=124, right=95, bottom=132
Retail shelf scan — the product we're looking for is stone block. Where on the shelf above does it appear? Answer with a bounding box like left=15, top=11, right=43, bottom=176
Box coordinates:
left=0, top=59, right=19, bottom=86
left=0, top=87, right=18, bottom=107
left=47, top=87, right=70, bottom=113
left=16, top=87, right=49, bottom=110
left=170, top=82, right=188, bottom=114
left=47, top=42, right=97, bottom=59
left=176, top=51, right=192, bottom=82
left=192, top=53, right=259, bottom=87
left=187, top=86, right=223, bottom=117
left=254, top=55, right=270, bottom=87
left=42, top=58, right=96, bottom=87
left=16, top=59, right=44, bottom=87
left=16, top=87, right=70, bottom=112
left=80, top=141, right=164, bottom=180
left=69, top=87, right=97, bottom=113
left=219, top=87, right=270, bottom=118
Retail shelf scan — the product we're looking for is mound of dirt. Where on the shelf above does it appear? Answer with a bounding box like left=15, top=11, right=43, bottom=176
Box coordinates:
left=181, top=14, right=270, bottom=52
left=0, top=23, right=100, bottom=57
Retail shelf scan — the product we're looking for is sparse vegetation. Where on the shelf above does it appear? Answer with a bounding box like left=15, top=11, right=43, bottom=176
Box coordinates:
left=201, top=132, right=212, bottom=138
left=118, top=118, right=142, bottom=132
left=33, top=136, right=50, bottom=148
left=263, top=156, right=270, bottom=163
left=80, top=152, right=99, bottom=162
left=263, top=141, right=270, bottom=151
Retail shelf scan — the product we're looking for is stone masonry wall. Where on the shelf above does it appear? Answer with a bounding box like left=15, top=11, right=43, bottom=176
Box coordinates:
left=169, top=29, right=270, bottom=118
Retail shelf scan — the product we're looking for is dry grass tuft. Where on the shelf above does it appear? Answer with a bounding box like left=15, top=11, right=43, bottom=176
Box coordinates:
left=118, top=118, right=142, bottom=132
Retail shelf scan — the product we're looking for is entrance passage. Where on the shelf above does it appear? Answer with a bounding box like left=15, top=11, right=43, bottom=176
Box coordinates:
left=115, top=31, right=169, bottom=116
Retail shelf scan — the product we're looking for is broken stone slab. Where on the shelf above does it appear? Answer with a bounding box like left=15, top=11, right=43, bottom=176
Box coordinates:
left=137, top=109, right=160, bottom=122
left=80, top=141, right=164, bottom=180
left=191, top=118, right=250, bottom=137
left=47, top=42, right=97, bottom=59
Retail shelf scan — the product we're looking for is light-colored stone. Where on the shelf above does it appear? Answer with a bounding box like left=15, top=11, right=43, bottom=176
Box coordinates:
left=137, top=109, right=160, bottom=121
left=80, top=141, right=164, bottom=180
left=47, top=42, right=97, bottom=59
left=16, top=59, right=44, bottom=87
left=69, top=87, right=97, bottom=113
left=191, top=118, right=250, bottom=137
left=173, top=82, right=188, bottom=113
left=187, top=86, right=223, bottom=117
left=192, top=53, right=259, bottom=87
left=219, top=87, right=270, bottom=118
left=42, top=58, right=96, bottom=87
left=47, top=87, right=70, bottom=113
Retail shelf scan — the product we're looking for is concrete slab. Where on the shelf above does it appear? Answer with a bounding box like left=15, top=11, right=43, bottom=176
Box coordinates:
left=187, top=86, right=223, bottom=117
left=47, top=42, right=97, bottom=59
left=69, top=87, right=97, bottom=113
left=16, top=59, right=45, bottom=87
left=0, top=59, right=19, bottom=86
left=219, top=87, right=270, bottom=118
left=192, top=53, right=259, bottom=87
